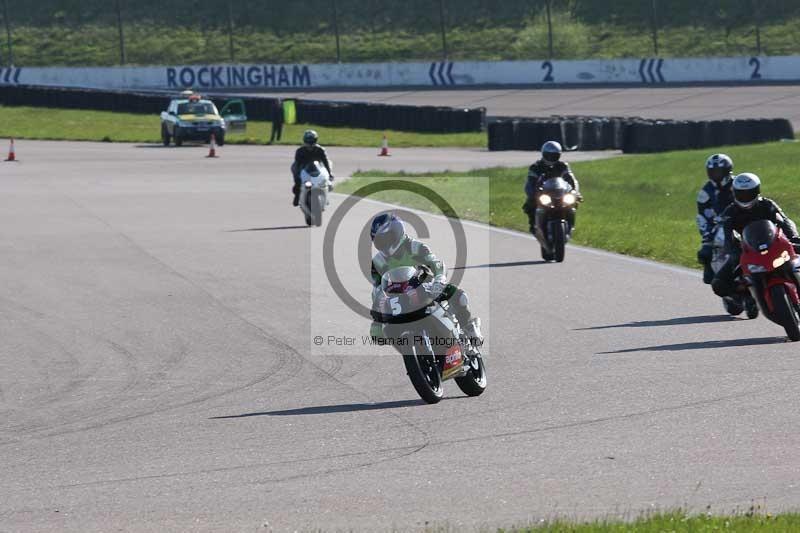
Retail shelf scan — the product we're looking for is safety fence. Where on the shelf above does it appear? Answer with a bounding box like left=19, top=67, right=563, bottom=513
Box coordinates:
left=2, top=1, right=800, bottom=67
left=488, top=117, right=795, bottom=153
left=0, top=85, right=485, bottom=133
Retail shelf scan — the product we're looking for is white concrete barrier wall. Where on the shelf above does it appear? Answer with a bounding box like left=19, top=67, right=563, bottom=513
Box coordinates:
left=1, top=56, right=799, bottom=90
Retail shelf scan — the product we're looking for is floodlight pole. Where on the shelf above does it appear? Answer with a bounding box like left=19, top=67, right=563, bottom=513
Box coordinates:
left=333, top=0, right=341, bottom=63
left=545, top=0, right=554, bottom=59
left=227, top=0, right=235, bottom=61
left=115, top=0, right=126, bottom=65
left=438, top=0, right=448, bottom=60
left=3, top=0, right=13, bottom=66
left=650, top=0, right=659, bottom=56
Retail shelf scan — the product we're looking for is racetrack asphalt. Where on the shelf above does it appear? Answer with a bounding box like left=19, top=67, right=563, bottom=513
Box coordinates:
left=2, top=141, right=800, bottom=532
left=240, top=85, right=800, bottom=125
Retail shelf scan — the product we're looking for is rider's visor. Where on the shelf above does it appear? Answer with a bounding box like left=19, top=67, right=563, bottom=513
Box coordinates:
left=707, top=166, right=729, bottom=183
left=734, top=187, right=759, bottom=206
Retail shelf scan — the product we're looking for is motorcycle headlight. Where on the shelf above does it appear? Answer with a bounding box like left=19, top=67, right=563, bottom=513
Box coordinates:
left=773, top=251, right=791, bottom=269
left=748, top=264, right=769, bottom=273
left=563, top=193, right=576, bottom=206
left=539, top=194, right=552, bottom=206
left=304, top=181, right=313, bottom=188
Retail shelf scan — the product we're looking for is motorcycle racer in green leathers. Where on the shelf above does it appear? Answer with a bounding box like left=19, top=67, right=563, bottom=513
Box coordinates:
left=368, top=213, right=483, bottom=344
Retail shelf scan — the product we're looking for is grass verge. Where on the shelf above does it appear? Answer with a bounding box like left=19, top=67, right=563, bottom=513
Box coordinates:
left=339, top=141, right=800, bottom=268
left=0, top=106, right=486, bottom=148
left=508, top=510, right=800, bottom=532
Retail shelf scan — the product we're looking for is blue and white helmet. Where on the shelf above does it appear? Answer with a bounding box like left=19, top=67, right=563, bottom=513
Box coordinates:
left=370, top=213, right=407, bottom=255
left=706, top=153, right=733, bottom=185
left=732, top=173, right=761, bottom=210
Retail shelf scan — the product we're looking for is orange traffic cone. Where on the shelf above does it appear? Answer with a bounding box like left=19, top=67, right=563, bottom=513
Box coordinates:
left=4, top=138, right=17, bottom=162
left=206, top=134, right=218, bottom=158
left=378, top=133, right=391, bottom=157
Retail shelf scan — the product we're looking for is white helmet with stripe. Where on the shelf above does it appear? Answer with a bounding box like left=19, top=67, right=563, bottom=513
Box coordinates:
left=732, top=173, right=761, bottom=209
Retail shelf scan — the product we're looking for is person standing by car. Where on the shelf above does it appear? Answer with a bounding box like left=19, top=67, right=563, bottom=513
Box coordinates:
left=268, top=98, right=284, bottom=144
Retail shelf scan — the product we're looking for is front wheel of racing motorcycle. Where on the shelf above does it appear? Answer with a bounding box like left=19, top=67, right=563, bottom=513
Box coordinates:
left=455, top=349, right=487, bottom=397
left=770, top=284, right=800, bottom=341
left=401, top=333, right=443, bottom=404
left=553, top=221, right=566, bottom=263
left=311, top=191, right=324, bottom=227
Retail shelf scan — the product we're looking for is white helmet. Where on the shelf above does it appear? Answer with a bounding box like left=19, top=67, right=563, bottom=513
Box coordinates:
left=732, top=173, right=761, bottom=209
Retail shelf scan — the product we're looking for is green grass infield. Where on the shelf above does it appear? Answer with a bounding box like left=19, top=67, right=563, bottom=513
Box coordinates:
left=0, top=105, right=486, bottom=148
left=339, top=141, right=800, bottom=269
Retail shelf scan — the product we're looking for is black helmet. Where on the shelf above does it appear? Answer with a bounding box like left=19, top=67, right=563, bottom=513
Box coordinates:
left=370, top=213, right=407, bottom=255
left=706, top=153, right=733, bottom=185
left=303, top=129, right=318, bottom=146
left=541, top=141, right=562, bottom=166
left=732, top=172, right=761, bottom=209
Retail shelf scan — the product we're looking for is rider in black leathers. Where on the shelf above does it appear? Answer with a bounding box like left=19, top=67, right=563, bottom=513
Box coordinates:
left=712, top=173, right=800, bottom=298
left=522, top=141, right=580, bottom=233
left=696, top=154, right=735, bottom=284
left=291, top=129, right=334, bottom=206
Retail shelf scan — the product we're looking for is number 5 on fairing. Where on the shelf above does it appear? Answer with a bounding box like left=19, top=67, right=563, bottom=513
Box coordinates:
left=389, top=297, right=402, bottom=315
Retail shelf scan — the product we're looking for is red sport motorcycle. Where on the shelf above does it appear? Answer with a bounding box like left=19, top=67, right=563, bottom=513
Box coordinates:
left=740, top=220, right=800, bottom=341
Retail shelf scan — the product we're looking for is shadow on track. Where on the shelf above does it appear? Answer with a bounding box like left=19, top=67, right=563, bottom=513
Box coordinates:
left=576, top=314, right=740, bottom=331
left=452, top=260, right=547, bottom=270
left=210, top=399, right=425, bottom=419
left=599, top=336, right=785, bottom=355
left=133, top=144, right=205, bottom=148
left=226, top=225, right=310, bottom=232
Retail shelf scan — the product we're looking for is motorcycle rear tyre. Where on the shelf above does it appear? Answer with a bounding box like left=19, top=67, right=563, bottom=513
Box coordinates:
left=722, top=297, right=743, bottom=316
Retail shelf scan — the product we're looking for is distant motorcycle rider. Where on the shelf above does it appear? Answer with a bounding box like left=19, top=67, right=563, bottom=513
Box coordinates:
left=368, top=213, right=483, bottom=343
left=291, top=130, right=334, bottom=206
left=696, top=154, right=735, bottom=284
left=712, top=173, right=800, bottom=298
left=522, top=141, right=581, bottom=232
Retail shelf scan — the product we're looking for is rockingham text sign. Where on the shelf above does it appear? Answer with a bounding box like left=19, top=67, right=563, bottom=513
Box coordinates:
left=2, top=56, right=800, bottom=89
left=166, top=65, right=311, bottom=88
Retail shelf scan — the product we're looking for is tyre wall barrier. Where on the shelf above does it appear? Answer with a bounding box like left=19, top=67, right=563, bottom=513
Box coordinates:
left=294, top=100, right=485, bottom=133
left=488, top=116, right=795, bottom=153
left=0, top=85, right=485, bottom=134
left=488, top=121, right=515, bottom=151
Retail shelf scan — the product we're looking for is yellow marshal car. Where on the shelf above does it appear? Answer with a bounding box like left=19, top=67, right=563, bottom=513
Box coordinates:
left=160, top=93, right=247, bottom=147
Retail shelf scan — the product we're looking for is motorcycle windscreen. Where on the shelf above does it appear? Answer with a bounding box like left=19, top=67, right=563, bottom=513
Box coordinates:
left=541, top=177, right=571, bottom=198
left=742, top=220, right=777, bottom=252
left=380, top=266, right=418, bottom=294
left=304, top=161, right=322, bottom=177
